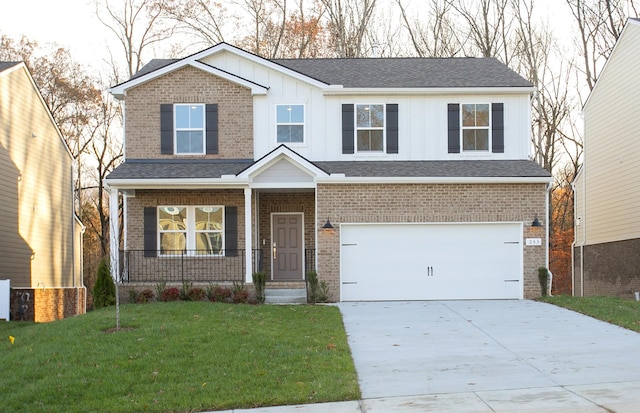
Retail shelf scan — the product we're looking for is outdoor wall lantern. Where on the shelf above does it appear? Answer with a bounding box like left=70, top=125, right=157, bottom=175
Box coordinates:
left=322, top=219, right=334, bottom=231
left=531, top=214, right=542, bottom=227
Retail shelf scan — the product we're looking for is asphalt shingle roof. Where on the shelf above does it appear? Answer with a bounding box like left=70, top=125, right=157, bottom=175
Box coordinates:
left=271, top=57, right=532, bottom=88
left=107, top=159, right=549, bottom=181
left=107, top=159, right=254, bottom=180
left=131, top=46, right=532, bottom=89
left=0, top=61, right=21, bottom=73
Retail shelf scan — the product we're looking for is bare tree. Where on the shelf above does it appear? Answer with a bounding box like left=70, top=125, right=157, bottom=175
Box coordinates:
left=319, top=0, right=377, bottom=57
left=395, top=0, right=463, bottom=57
left=158, top=0, right=233, bottom=51
left=565, top=0, right=639, bottom=94
left=446, top=0, right=513, bottom=62
left=96, top=0, right=176, bottom=78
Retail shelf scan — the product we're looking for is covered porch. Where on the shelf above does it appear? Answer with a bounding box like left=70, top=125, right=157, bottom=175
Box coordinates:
left=106, top=146, right=327, bottom=288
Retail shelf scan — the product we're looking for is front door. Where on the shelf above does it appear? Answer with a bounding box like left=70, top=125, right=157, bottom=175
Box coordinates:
left=271, top=213, right=303, bottom=280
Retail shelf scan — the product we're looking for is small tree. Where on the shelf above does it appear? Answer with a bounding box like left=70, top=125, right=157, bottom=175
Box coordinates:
left=93, top=257, right=116, bottom=309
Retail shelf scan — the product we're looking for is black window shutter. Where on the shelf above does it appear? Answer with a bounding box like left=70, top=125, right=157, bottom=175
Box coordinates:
left=225, top=206, right=238, bottom=257
left=143, top=207, right=157, bottom=257
left=492, top=103, right=504, bottom=153
left=160, top=104, right=173, bottom=154
left=386, top=104, right=398, bottom=154
left=447, top=103, right=460, bottom=153
left=206, top=104, right=219, bottom=154
left=342, top=104, right=355, bottom=154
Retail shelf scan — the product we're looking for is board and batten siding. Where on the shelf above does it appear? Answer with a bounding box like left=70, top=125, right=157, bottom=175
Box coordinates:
left=0, top=65, right=77, bottom=288
left=581, top=21, right=640, bottom=246
left=201, top=50, right=532, bottom=162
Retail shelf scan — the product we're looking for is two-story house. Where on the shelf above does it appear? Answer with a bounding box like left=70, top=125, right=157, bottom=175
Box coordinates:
left=106, top=43, right=551, bottom=302
left=0, top=61, right=85, bottom=321
left=573, top=18, right=640, bottom=298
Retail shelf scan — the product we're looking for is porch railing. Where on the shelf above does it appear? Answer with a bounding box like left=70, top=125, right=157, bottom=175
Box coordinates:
left=305, top=249, right=316, bottom=273
left=118, top=249, right=264, bottom=283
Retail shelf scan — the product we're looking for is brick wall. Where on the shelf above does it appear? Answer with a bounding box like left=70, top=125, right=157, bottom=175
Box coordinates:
left=575, top=238, right=640, bottom=298
left=316, top=183, right=548, bottom=301
left=10, top=287, right=86, bottom=322
left=125, top=65, right=253, bottom=159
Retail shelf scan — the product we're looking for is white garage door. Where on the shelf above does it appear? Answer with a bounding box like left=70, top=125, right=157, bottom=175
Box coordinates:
left=340, top=223, right=522, bottom=301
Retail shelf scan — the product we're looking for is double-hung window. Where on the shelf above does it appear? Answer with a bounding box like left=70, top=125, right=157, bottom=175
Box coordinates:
left=175, top=104, right=205, bottom=154
left=461, top=104, right=490, bottom=151
left=356, top=104, right=384, bottom=152
left=158, top=206, right=224, bottom=256
left=276, top=104, right=304, bottom=143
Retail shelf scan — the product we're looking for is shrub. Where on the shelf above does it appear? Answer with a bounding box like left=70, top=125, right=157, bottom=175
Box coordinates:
left=306, top=270, right=319, bottom=304
left=93, top=257, right=116, bottom=309
left=318, top=280, right=330, bottom=303
left=210, top=286, right=232, bottom=302
left=155, top=281, right=167, bottom=300
left=180, top=282, right=193, bottom=300
left=128, top=290, right=138, bottom=304
left=161, top=287, right=181, bottom=302
left=538, top=267, right=549, bottom=296
left=252, top=272, right=266, bottom=304
left=187, top=287, right=206, bottom=301
left=136, top=289, right=155, bottom=303
left=232, top=282, right=249, bottom=304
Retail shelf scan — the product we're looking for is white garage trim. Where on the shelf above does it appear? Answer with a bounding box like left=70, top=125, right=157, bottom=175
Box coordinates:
left=340, top=222, right=523, bottom=301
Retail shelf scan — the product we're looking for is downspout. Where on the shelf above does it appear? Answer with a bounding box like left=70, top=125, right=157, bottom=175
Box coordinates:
left=545, top=180, right=552, bottom=291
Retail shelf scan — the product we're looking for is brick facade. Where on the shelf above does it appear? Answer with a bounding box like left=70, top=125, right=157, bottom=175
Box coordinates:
left=125, top=66, right=253, bottom=159
left=10, top=287, right=86, bottom=322
left=573, top=239, right=640, bottom=298
left=316, top=183, right=548, bottom=301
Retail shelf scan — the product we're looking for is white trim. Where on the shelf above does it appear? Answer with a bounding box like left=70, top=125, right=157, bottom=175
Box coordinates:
left=244, top=188, right=253, bottom=283
left=110, top=59, right=269, bottom=99
left=317, top=176, right=552, bottom=184
left=355, top=103, right=386, bottom=153
left=322, top=86, right=535, bottom=96
left=174, top=103, right=206, bottom=155
left=105, top=179, right=249, bottom=190
left=275, top=104, right=306, bottom=146
left=237, top=145, right=329, bottom=179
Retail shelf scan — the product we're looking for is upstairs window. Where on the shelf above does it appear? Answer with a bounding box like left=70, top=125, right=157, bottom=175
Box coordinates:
left=447, top=103, right=503, bottom=154
left=276, top=104, right=304, bottom=143
left=356, top=104, right=384, bottom=152
left=175, top=104, right=205, bottom=154
left=462, top=104, right=490, bottom=151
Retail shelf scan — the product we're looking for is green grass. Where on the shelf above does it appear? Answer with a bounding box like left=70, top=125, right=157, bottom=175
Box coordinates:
left=0, top=302, right=360, bottom=412
left=540, top=295, right=640, bottom=333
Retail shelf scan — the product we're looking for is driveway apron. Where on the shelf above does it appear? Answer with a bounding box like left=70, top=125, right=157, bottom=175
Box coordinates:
left=337, top=300, right=640, bottom=401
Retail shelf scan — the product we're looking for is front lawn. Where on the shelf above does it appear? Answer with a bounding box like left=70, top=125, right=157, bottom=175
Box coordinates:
left=540, top=295, right=640, bottom=333
left=0, top=302, right=360, bottom=412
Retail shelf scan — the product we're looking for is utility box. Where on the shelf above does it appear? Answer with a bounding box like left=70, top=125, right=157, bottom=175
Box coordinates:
left=0, top=280, right=9, bottom=321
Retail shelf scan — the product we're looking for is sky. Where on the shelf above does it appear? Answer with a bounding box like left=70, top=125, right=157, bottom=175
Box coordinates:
left=0, top=0, right=577, bottom=76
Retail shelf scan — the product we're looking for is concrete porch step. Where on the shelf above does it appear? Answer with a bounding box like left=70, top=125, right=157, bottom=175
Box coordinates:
left=264, top=288, right=307, bottom=304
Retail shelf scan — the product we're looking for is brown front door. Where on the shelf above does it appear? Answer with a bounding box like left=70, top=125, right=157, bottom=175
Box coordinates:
left=271, top=213, right=303, bottom=280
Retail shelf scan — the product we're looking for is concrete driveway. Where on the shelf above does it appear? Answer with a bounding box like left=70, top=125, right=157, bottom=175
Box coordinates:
left=337, top=300, right=640, bottom=412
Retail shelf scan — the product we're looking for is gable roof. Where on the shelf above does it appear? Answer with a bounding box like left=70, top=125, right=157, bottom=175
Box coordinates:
left=115, top=42, right=532, bottom=97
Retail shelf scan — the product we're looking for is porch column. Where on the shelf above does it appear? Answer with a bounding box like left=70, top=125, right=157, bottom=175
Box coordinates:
left=244, top=187, right=252, bottom=283
left=108, top=187, right=120, bottom=282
